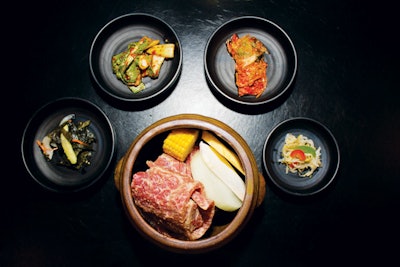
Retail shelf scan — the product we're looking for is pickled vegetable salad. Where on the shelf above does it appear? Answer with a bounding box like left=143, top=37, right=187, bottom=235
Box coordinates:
left=111, top=36, right=175, bottom=93
left=279, top=133, right=322, bottom=177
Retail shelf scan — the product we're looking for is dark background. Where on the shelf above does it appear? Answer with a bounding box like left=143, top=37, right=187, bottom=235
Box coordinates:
left=3, top=0, right=399, bottom=266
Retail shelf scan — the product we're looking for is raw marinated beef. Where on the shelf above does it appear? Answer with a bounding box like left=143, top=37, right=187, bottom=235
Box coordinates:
left=131, top=153, right=215, bottom=240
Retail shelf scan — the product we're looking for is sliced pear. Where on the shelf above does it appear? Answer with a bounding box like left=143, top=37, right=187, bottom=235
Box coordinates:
left=190, top=149, right=242, bottom=211
left=199, top=141, right=246, bottom=201
left=201, top=130, right=245, bottom=175
left=146, top=43, right=175, bottom=58
left=209, top=146, right=235, bottom=171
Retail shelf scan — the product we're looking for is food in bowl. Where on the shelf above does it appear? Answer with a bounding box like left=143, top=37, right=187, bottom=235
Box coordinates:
left=130, top=128, right=247, bottom=240
left=111, top=36, right=175, bottom=93
left=226, top=33, right=269, bottom=97
left=278, top=133, right=322, bottom=177
left=36, top=113, right=96, bottom=171
left=114, top=114, right=265, bottom=253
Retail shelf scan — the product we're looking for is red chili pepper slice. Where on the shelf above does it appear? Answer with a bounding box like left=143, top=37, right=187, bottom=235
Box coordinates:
left=290, top=149, right=306, bottom=161
left=289, top=162, right=298, bottom=168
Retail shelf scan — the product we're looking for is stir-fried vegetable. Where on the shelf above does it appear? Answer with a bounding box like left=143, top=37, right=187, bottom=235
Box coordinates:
left=36, top=114, right=96, bottom=171
left=111, top=36, right=175, bottom=93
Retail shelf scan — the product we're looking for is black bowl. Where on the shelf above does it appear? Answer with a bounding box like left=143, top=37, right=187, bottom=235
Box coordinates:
left=204, top=16, right=297, bottom=106
left=89, top=13, right=182, bottom=104
left=21, top=97, right=116, bottom=193
left=262, top=117, right=340, bottom=196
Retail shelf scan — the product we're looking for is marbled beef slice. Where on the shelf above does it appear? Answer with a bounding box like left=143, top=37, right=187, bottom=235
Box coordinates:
left=131, top=153, right=215, bottom=240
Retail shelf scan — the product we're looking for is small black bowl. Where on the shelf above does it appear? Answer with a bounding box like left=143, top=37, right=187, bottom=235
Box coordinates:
left=262, top=117, right=340, bottom=196
left=89, top=13, right=182, bottom=104
left=204, top=16, right=297, bottom=107
left=21, top=97, right=116, bottom=193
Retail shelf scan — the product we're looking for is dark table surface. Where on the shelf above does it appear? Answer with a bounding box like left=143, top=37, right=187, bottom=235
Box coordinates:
left=3, top=0, right=399, bottom=266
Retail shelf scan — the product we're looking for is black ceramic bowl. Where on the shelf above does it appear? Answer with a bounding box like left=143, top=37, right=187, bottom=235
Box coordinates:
left=263, top=117, right=340, bottom=196
left=205, top=16, right=297, bottom=106
left=21, top=97, right=116, bottom=193
left=89, top=13, right=182, bottom=103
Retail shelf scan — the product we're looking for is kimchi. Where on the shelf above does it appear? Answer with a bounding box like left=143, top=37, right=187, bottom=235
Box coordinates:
left=226, top=33, right=269, bottom=97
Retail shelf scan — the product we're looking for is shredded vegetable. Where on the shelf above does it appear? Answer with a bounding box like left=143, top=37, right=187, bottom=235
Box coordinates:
left=278, top=133, right=322, bottom=177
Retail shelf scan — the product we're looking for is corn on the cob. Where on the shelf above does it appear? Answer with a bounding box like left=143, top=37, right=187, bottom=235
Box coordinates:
left=162, top=128, right=199, bottom=161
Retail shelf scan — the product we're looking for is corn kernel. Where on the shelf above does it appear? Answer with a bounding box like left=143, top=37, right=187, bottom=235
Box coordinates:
left=162, top=128, right=199, bottom=161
